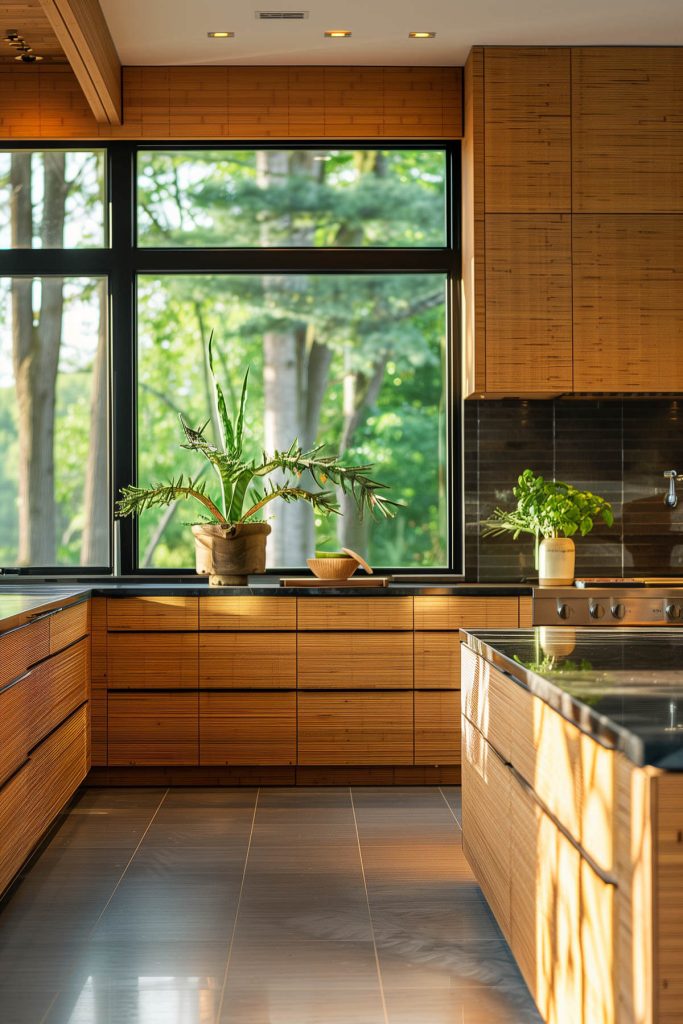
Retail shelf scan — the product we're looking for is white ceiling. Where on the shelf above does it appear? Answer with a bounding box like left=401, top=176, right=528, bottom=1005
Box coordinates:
left=99, top=0, right=683, bottom=66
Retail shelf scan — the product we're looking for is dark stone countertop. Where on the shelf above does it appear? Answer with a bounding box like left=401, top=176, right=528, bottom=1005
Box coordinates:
left=462, top=627, right=683, bottom=771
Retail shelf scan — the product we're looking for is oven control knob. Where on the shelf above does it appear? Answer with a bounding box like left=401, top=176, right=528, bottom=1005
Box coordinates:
left=611, top=603, right=626, bottom=620
left=666, top=603, right=682, bottom=621
left=589, top=602, right=605, bottom=619
left=556, top=602, right=571, bottom=620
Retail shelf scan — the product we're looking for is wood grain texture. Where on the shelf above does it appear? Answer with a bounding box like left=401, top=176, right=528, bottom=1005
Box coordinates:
left=484, top=47, right=571, bottom=213
left=461, top=646, right=520, bottom=764
left=38, top=0, right=121, bottom=123
left=415, top=595, right=519, bottom=631
left=572, top=47, right=683, bottom=213
left=0, top=675, right=31, bottom=786
left=0, top=759, right=31, bottom=895
left=29, top=703, right=89, bottom=837
left=297, top=691, right=413, bottom=766
left=108, top=632, right=198, bottom=689
left=573, top=215, right=683, bottom=393
left=199, top=596, right=296, bottom=631
left=414, top=632, right=461, bottom=689
left=518, top=596, right=533, bottom=628
left=89, top=596, right=107, bottom=765
left=49, top=599, right=89, bottom=654
left=29, top=636, right=89, bottom=750
left=87, top=764, right=458, bottom=786
left=461, top=47, right=486, bottom=397
left=297, top=597, right=413, bottom=632
left=199, top=632, right=296, bottom=690
left=199, top=692, right=296, bottom=766
left=107, top=692, right=198, bottom=766
left=485, top=214, right=573, bottom=395
left=0, top=1, right=65, bottom=61
left=297, top=632, right=413, bottom=690
left=654, top=772, right=683, bottom=1022
left=414, top=691, right=460, bottom=765
left=0, top=617, right=49, bottom=687
left=0, top=64, right=462, bottom=139
left=107, top=596, right=198, bottom=632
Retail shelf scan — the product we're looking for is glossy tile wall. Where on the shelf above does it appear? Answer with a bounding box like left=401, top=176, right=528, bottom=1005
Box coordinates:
left=464, top=399, right=683, bottom=581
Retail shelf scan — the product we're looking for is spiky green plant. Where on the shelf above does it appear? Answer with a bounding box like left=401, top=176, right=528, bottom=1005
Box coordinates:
left=118, top=334, right=401, bottom=528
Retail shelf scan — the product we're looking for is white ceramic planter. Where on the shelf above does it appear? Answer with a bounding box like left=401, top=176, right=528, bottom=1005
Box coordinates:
left=538, top=537, right=575, bottom=587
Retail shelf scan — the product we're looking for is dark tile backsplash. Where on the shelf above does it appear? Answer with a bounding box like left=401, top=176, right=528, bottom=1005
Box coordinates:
left=464, top=398, right=683, bottom=581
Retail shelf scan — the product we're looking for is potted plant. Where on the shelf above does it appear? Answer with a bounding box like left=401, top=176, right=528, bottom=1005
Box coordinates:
left=117, top=337, right=400, bottom=585
left=481, top=469, right=614, bottom=586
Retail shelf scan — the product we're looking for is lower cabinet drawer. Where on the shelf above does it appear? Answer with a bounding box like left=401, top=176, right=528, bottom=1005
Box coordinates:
left=414, top=633, right=461, bottom=689
left=297, top=692, right=413, bottom=765
left=0, top=760, right=31, bottom=894
left=108, top=633, right=198, bottom=689
left=108, top=693, right=199, bottom=766
left=30, top=638, right=89, bottom=749
left=50, top=601, right=89, bottom=655
left=297, top=632, right=413, bottom=689
left=0, top=617, right=49, bottom=688
left=199, top=633, right=296, bottom=689
left=414, top=691, right=461, bottom=765
left=0, top=676, right=32, bottom=786
left=200, top=692, right=296, bottom=765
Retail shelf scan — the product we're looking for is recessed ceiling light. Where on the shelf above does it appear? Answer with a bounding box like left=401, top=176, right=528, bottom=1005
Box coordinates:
left=324, top=29, right=351, bottom=38
left=207, top=31, right=235, bottom=38
left=409, top=31, right=436, bottom=38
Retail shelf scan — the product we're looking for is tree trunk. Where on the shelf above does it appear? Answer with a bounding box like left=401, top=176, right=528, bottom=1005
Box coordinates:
left=81, top=278, right=109, bottom=565
left=10, top=152, right=66, bottom=565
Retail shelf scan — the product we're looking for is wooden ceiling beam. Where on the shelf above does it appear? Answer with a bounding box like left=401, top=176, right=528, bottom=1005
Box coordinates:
left=38, top=0, right=121, bottom=124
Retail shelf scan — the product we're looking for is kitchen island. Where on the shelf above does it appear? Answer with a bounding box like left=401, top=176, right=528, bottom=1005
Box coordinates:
left=460, top=627, right=683, bottom=1024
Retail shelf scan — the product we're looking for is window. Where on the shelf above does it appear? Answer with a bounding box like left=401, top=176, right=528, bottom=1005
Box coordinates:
left=0, top=148, right=109, bottom=571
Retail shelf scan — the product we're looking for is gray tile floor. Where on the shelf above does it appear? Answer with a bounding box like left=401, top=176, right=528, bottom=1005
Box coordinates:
left=0, top=787, right=541, bottom=1024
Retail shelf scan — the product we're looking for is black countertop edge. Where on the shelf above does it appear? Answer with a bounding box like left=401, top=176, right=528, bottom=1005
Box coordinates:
left=460, top=628, right=681, bottom=772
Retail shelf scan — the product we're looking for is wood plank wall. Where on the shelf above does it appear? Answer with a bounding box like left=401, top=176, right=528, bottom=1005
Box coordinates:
left=0, top=64, right=463, bottom=139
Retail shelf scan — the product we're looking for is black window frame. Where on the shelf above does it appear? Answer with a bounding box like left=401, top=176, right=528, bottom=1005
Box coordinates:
left=0, top=140, right=462, bottom=577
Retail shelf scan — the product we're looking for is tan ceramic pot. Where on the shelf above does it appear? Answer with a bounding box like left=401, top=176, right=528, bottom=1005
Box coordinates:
left=192, top=522, right=271, bottom=586
left=538, top=537, right=575, bottom=587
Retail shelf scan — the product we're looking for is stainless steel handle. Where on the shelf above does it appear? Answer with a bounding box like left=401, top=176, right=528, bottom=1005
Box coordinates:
left=664, top=470, right=678, bottom=509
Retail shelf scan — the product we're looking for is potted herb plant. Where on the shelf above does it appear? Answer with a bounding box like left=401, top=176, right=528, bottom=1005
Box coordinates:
left=117, top=337, right=400, bottom=585
left=481, top=469, right=614, bottom=586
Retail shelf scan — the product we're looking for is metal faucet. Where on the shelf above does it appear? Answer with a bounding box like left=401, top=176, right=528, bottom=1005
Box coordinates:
left=664, top=470, right=679, bottom=509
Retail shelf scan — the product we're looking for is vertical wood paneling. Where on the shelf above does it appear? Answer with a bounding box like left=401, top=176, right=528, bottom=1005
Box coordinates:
left=90, top=596, right=107, bottom=765
left=462, top=47, right=486, bottom=398
left=485, top=214, right=573, bottom=394
left=572, top=47, right=683, bottom=213
left=484, top=47, right=571, bottom=213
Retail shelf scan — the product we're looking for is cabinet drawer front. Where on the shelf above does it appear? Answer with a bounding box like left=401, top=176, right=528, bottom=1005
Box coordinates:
left=200, top=692, right=296, bottom=765
left=50, top=601, right=89, bottom=655
left=298, top=692, right=413, bottom=765
left=199, top=596, right=296, bottom=631
left=0, top=618, right=49, bottom=688
left=414, top=596, right=519, bottom=631
left=297, top=597, right=413, bottom=632
left=107, top=693, right=198, bottom=766
left=461, top=646, right=526, bottom=764
left=415, top=691, right=460, bottom=765
left=29, top=704, right=90, bottom=840
left=298, top=632, right=413, bottom=690
left=108, top=633, right=198, bottom=689
left=199, top=633, right=296, bottom=689
left=107, top=597, right=198, bottom=632
left=0, top=680, right=31, bottom=787
left=0, top=761, right=31, bottom=895
left=414, top=632, right=461, bottom=689
left=30, top=638, right=89, bottom=749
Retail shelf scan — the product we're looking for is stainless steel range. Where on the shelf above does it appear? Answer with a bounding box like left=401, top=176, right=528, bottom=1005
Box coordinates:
left=533, top=578, right=683, bottom=626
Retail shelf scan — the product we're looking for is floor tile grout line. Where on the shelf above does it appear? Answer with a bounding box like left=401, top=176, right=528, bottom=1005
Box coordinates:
left=38, top=787, right=171, bottom=1024
left=438, top=786, right=462, bottom=829
left=349, top=787, right=390, bottom=1024
left=216, top=786, right=260, bottom=1023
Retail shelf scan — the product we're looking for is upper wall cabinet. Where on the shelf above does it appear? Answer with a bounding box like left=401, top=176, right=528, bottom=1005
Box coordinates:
left=484, top=47, right=571, bottom=213
left=572, top=48, right=683, bottom=213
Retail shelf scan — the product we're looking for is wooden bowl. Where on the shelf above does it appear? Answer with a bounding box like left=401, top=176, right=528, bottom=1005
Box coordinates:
left=306, top=556, right=358, bottom=580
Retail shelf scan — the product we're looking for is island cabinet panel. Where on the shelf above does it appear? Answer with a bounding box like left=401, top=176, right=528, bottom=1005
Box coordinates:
left=414, top=632, right=460, bottom=689
left=107, top=597, right=199, bottom=632
left=49, top=600, right=89, bottom=655
left=107, top=693, right=199, bottom=765
left=199, top=633, right=296, bottom=689
left=199, top=596, right=296, bottom=631
left=297, top=632, right=413, bottom=690
left=199, top=692, right=296, bottom=765
left=484, top=47, right=571, bottom=213
left=414, top=691, right=460, bottom=765
left=0, top=761, right=31, bottom=895
left=654, top=773, right=683, bottom=1021
left=296, top=597, right=413, bottom=632
left=108, top=633, right=199, bottom=689
left=572, top=47, right=683, bottom=213
left=461, top=645, right=520, bottom=764
left=297, top=692, right=413, bottom=766
left=0, top=618, right=49, bottom=688
left=485, top=214, right=573, bottom=395
left=414, top=595, right=519, bottom=631
left=29, top=705, right=90, bottom=840
left=29, top=638, right=89, bottom=751
left=0, top=677, right=31, bottom=786
left=572, top=215, right=683, bottom=393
